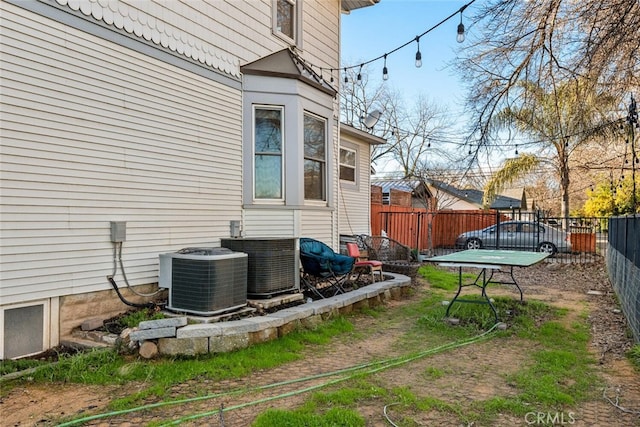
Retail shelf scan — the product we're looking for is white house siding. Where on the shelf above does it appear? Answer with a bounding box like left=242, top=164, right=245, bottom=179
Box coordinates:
left=0, top=5, right=242, bottom=305
left=338, top=136, right=372, bottom=237
left=0, top=0, right=348, bottom=356
left=301, top=209, right=336, bottom=248
left=242, top=210, right=298, bottom=239
left=302, top=0, right=341, bottom=70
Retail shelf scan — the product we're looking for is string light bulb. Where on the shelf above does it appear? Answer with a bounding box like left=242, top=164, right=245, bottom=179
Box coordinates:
left=415, top=36, right=422, bottom=68
left=382, top=55, right=389, bottom=81
left=456, top=12, right=465, bottom=43
left=515, top=145, right=519, bottom=155
left=344, top=68, right=348, bottom=83
left=357, top=64, right=362, bottom=81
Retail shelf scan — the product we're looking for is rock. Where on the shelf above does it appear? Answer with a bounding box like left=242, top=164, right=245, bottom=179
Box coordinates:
left=81, top=318, right=104, bottom=331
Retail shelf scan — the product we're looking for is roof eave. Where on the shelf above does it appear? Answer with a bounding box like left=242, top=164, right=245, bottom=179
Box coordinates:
left=341, top=0, right=381, bottom=13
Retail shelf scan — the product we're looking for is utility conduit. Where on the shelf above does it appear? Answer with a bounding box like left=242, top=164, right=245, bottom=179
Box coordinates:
left=58, top=324, right=499, bottom=426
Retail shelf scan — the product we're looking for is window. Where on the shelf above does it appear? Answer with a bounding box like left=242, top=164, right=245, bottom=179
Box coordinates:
left=254, top=107, right=284, bottom=199
left=273, top=0, right=301, bottom=45
left=277, top=0, right=294, bottom=38
left=304, top=113, right=326, bottom=200
left=501, top=223, right=517, bottom=233
left=339, top=147, right=356, bottom=183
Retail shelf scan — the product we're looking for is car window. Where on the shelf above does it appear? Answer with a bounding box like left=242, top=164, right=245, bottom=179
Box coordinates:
left=520, top=223, right=535, bottom=233
left=501, top=223, right=517, bottom=232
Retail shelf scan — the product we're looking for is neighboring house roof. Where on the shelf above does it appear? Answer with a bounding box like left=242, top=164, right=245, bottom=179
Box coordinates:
left=241, top=48, right=336, bottom=96
left=372, top=179, right=416, bottom=194
left=428, top=180, right=525, bottom=210
left=342, top=0, right=382, bottom=13
left=373, top=178, right=525, bottom=210
left=371, top=178, right=434, bottom=199
left=341, top=124, right=386, bottom=145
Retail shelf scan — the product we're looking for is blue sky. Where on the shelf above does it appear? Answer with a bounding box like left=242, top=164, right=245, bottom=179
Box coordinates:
left=341, top=0, right=477, bottom=117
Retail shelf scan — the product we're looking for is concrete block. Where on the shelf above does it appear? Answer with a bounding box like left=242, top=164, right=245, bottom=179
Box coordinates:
left=243, top=316, right=286, bottom=330
left=249, top=327, right=278, bottom=345
left=278, top=320, right=301, bottom=336
left=176, top=323, right=223, bottom=339
left=352, top=298, right=370, bottom=311
left=219, top=319, right=262, bottom=335
left=81, top=318, right=104, bottom=331
left=338, top=304, right=353, bottom=315
left=158, top=337, right=208, bottom=356
left=267, top=307, right=309, bottom=323
left=209, top=333, right=249, bottom=353
left=337, top=291, right=366, bottom=306
left=130, top=326, right=176, bottom=342
left=139, top=317, right=187, bottom=330
left=300, top=314, right=323, bottom=329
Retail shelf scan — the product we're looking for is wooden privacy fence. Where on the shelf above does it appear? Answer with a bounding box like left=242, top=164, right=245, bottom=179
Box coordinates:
left=371, top=206, right=602, bottom=255
left=371, top=206, right=506, bottom=250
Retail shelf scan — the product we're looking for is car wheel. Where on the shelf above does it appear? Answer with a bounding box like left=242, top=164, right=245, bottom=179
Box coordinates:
left=538, top=242, right=557, bottom=254
left=466, top=238, right=482, bottom=250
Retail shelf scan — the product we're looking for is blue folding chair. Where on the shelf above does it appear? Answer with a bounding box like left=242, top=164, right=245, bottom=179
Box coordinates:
left=299, top=237, right=355, bottom=298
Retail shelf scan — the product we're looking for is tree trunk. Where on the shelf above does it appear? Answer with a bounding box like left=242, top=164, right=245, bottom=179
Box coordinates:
left=560, top=155, right=571, bottom=229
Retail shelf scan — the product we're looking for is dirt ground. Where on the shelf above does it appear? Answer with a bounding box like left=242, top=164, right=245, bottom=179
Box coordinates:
left=2, top=260, right=639, bottom=426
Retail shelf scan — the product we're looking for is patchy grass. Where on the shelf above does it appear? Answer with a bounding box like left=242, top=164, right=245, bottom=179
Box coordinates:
left=418, top=264, right=476, bottom=291
left=627, top=344, right=640, bottom=370
left=251, top=269, right=598, bottom=426
left=6, top=266, right=605, bottom=426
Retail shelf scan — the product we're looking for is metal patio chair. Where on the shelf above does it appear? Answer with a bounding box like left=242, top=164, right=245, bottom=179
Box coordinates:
left=346, top=242, right=383, bottom=283
left=299, top=237, right=356, bottom=299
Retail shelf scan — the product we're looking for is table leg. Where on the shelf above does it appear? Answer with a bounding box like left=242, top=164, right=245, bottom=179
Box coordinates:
left=486, top=266, right=523, bottom=301
left=446, top=267, right=499, bottom=323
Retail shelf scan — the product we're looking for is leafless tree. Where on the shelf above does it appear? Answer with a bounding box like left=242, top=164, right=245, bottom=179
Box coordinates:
left=458, top=0, right=640, bottom=144
left=339, top=66, right=461, bottom=177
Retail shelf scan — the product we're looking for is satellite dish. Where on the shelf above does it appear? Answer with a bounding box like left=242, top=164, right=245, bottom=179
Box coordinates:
left=361, top=110, right=382, bottom=129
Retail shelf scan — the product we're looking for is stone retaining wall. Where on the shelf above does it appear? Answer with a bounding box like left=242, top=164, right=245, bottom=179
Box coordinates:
left=129, top=273, right=412, bottom=357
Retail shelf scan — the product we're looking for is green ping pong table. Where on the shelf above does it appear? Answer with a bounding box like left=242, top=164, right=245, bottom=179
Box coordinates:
left=427, top=249, right=550, bottom=322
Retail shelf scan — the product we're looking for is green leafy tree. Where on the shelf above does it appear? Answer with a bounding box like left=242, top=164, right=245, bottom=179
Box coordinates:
left=483, top=154, right=540, bottom=209
left=584, top=176, right=640, bottom=216
left=492, top=79, right=619, bottom=218
left=583, top=182, right=615, bottom=217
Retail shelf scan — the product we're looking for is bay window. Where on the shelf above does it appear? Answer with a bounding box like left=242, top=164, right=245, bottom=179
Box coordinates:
left=254, top=106, right=283, bottom=199
left=303, top=113, right=326, bottom=201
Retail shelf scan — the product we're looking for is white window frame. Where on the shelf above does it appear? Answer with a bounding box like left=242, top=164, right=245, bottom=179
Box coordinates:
left=0, top=298, right=57, bottom=359
left=303, top=111, right=327, bottom=202
left=253, top=105, right=285, bottom=202
left=272, top=0, right=303, bottom=47
left=339, top=146, right=357, bottom=184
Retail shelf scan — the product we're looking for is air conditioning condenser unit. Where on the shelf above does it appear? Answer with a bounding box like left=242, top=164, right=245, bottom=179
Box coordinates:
left=159, top=247, right=248, bottom=316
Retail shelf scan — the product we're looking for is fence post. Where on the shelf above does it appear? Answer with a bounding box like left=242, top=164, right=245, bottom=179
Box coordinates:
left=495, top=210, right=501, bottom=249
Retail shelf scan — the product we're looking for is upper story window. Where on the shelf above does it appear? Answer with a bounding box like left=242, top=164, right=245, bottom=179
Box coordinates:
left=254, top=106, right=284, bottom=200
left=339, top=147, right=356, bottom=183
left=273, top=0, right=302, bottom=46
left=304, top=113, right=326, bottom=201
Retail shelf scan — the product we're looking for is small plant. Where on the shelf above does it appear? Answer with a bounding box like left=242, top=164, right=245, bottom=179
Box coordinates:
left=628, top=344, right=640, bottom=370
left=116, top=308, right=165, bottom=329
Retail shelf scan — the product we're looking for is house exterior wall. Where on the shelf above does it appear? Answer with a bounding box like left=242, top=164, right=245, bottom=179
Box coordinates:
left=338, top=134, right=372, bottom=237
left=0, top=0, right=345, bottom=358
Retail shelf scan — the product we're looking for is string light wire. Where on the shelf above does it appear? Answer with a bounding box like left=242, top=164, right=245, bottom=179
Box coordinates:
left=296, top=0, right=476, bottom=84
